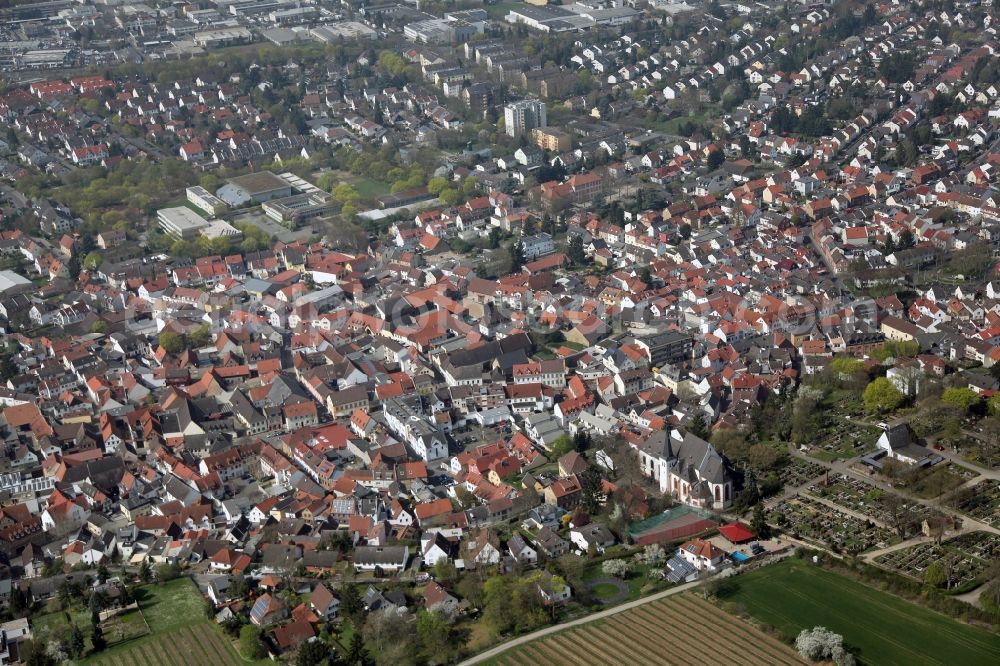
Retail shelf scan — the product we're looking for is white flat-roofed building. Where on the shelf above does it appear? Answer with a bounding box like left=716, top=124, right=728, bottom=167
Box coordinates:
left=0, top=270, right=33, bottom=295
left=158, top=206, right=209, bottom=239
left=311, top=22, right=375, bottom=41
left=193, top=27, right=252, bottom=48
left=186, top=186, right=228, bottom=217
left=201, top=219, right=243, bottom=241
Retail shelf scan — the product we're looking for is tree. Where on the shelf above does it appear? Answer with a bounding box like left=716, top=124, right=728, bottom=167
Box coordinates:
left=747, top=444, right=780, bottom=472
left=138, top=559, right=152, bottom=583
left=188, top=324, right=212, bottom=348
left=432, top=558, right=458, bottom=586
left=830, top=356, right=865, bottom=377
left=707, top=149, right=725, bottom=170
left=925, top=560, right=947, bottom=588
left=158, top=332, right=184, bottom=354
left=863, top=377, right=905, bottom=413
left=579, top=465, right=604, bottom=514
left=156, top=563, right=180, bottom=582
left=97, top=561, right=109, bottom=584
left=88, top=590, right=107, bottom=615
left=239, top=625, right=267, bottom=660
left=10, top=587, right=27, bottom=615
left=601, top=559, right=632, bottom=577
left=67, top=624, right=85, bottom=658
left=58, top=582, right=76, bottom=610
left=567, top=235, right=587, bottom=266
left=481, top=575, right=547, bottom=638
left=363, top=609, right=415, bottom=666
left=640, top=543, right=666, bottom=565
left=345, top=630, right=367, bottom=666
left=81, top=251, right=102, bottom=271
left=750, top=502, right=770, bottom=539
left=509, top=241, right=525, bottom=273
left=941, top=387, right=980, bottom=413
left=688, top=412, right=710, bottom=440
left=796, top=627, right=855, bottom=666
left=879, top=492, right=918, bottom=539
left=548, top=435, right=574, bottom=459
left=416, top=609, right=452, bottom=662
left=426, top=176, right=449, bottom=195
left=455, top=486, right=478, bottom=509
left=339, top=584, right=362, bottom=623
left=296, top=639, right=329, bottom=666
left=90, top=624, right=106, bottom=653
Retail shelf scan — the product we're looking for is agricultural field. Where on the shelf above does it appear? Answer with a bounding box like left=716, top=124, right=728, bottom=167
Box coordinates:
left=718, top=558, right=1000, bottom=666
left=485, top=593, right=800, bottom=666
left=81, top=578, right=261, bottom=666
left=875, top=531, right=1000, bottom=591
left=949, top=480, right=1000, bottom=526
left=86, top=622, right=244, bottom=666
left=768, top=496, right=897, bottom=553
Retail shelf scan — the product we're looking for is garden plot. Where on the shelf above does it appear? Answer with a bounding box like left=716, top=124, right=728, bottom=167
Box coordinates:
left=874, top=531, right=1000, bottom=591
left=768, top=496, right=897, bottom=553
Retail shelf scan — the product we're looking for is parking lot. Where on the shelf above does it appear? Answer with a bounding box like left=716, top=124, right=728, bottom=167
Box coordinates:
left=228, top=208, right=316, bottom=243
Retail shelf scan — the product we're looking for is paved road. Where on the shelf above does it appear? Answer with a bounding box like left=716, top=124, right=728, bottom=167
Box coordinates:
left=458, top=579, right=703, bottom=665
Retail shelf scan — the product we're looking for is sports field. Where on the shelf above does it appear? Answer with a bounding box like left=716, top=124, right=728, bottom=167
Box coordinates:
left=486, top=592, right=800, bottom=665
left=82, top=578, right=263, bottom=666
left=721, top=558, right=1000, bottom=666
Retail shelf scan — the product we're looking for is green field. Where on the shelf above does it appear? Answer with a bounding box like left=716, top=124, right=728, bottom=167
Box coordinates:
left=721, top=558, right=1000, bottom=665
left=80, top=578, right=267, bottom=666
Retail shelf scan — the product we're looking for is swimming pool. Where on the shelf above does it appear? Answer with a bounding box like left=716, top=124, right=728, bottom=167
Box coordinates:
left=732, top=551, right=751, bottom=562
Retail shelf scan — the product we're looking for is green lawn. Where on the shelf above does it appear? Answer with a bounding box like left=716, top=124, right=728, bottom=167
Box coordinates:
left=589, top=583, right=620, bottom=600
left=80, top=578, right=268, bottom=666
left=349, top=176, right=390, bottom=201
left=135, top=577, right=207, bottom=633
left=721, top=558, right=1000, bottom=665
left=484, top=1, right=524, bottom=19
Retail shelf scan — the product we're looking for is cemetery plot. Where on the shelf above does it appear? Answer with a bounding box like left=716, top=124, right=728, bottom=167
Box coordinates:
left=768, top=496, right=897, bottom=553
left=906, top=462, right=978, bottom=499
left=948, top=480, right=1000, bottom=526
left=805, top=420, right=879, bottom=462
left=874, top=531, right=1000, bottom=591
left=776, top=458, right=828, bottom=488
left=804, top=474, right=909, bottom=528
